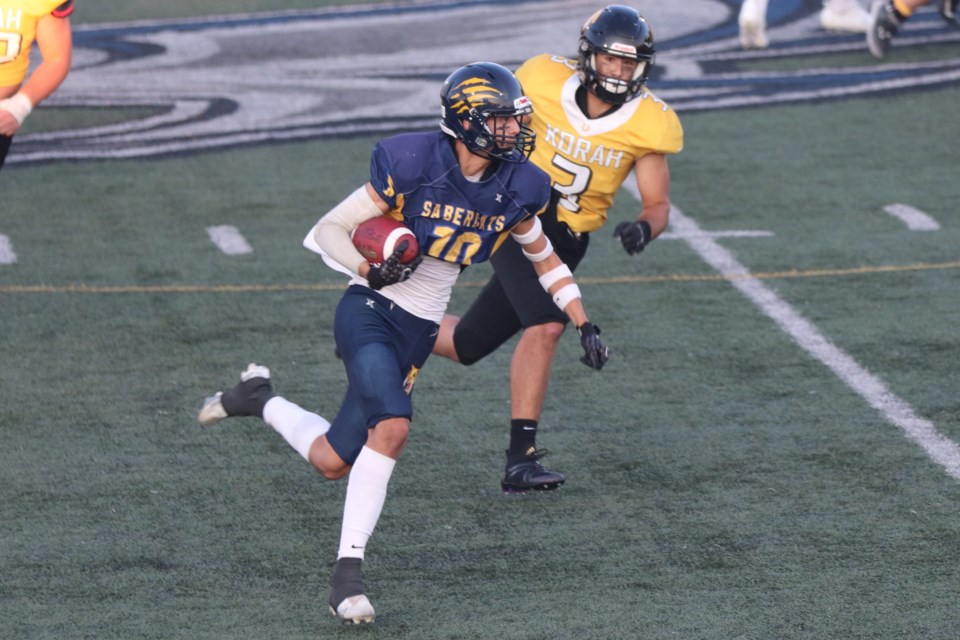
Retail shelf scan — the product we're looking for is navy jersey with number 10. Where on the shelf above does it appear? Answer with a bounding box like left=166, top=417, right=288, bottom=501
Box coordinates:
left=369, top=131, right=551, bottom=267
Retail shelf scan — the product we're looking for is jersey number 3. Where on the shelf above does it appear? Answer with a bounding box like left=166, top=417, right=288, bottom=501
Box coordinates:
left=551, top=154, right=592, bottom=214
left=0, top=32, right=23, bottom=64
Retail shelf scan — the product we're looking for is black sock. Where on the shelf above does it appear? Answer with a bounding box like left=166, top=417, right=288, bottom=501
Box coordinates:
left=508, top=419, right=538, bottom=459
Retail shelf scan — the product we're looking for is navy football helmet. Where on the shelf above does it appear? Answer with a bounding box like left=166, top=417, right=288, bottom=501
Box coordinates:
left=439, top=62, right=535, bottom=163
left=578, top=5, right=655, bottom=105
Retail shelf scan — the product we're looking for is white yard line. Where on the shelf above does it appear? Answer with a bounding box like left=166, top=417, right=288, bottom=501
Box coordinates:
left=206, top=225, right=253, bottom=255
left=883, top=203, right=941, bottom=231
left=0, top=234, right=17, bottom=265
left=659, top=230, right=774, bottom=240
left=625, top=183, right=960, bottom=480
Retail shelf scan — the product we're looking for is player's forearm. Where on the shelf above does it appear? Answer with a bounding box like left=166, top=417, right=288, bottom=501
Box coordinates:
left=314, top=185, right=385, bottom=275
left=18, top=58, right=71, bottom=107
left=533, top=256, right=587, bottom=324
left=640, top=199, right=671, bottom=237
left=563, top=299, right=589, bottom=328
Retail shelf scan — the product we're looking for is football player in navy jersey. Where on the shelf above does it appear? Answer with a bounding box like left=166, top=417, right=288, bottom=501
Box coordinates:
left=198, top=62, right=609, bottom=626
left=0, top=0, right=74, bottom=171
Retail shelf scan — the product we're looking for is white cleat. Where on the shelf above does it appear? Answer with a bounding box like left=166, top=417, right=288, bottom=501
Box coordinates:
left=330, top=595, right=376, bottom=625
left=239, top=363, right=270, bottom=382
left=739, top=0, right=770, bottom=49
left=198, top=363, right=272, bottom=426
left=821, top=0, right=872, bottom=33
left=198, top=391, right=227, bottom=426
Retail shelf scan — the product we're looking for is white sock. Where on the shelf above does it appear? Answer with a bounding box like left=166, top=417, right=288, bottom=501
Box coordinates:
left=262, top=396, right=330, bottom=461
left=741, top=0, right=769, bottom=17
left=825, top=0, right=862, bottom=10
left=337, top=446, right=396, bottom=560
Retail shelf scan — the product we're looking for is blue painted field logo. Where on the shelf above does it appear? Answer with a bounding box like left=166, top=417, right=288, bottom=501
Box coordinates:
left=9, top=0, right=960, bottom=165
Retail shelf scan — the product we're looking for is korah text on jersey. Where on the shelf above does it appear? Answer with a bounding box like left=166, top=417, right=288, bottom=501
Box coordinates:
left=3, top=9, right=23, bottom=30
left=543, top=124, right=626, bottom=170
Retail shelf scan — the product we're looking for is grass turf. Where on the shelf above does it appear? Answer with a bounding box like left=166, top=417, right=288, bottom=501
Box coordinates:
left=2, top=3, right=959, bottom=638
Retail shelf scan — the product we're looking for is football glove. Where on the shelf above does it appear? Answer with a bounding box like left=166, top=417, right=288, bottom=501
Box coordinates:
left=613, top=220, right=651, bottom=256
left=577, top=322, right=610, bottom=370
left=366, top=240, right=422, bottom=290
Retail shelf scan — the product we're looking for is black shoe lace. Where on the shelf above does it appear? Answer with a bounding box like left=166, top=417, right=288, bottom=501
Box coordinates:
left=524, top=447, right=550, bottom=463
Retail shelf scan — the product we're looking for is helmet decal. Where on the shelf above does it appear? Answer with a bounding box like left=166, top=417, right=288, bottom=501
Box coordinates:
left=609, top=42, right=638, bottom=56
left=451, top=77, right=505, bottom=114
left=583, top=8, right=603, bottom=30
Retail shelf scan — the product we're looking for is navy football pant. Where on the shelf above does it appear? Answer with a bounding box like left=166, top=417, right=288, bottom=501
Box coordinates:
left=326, top=285, right=438, bottom=464
left=0, top=135, right=11, bottom=171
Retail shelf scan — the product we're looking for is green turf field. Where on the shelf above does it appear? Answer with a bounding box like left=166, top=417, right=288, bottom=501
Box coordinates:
left=2, top=2, right=959, bottom=639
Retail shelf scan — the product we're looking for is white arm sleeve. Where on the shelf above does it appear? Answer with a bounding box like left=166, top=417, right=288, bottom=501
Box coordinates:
left=538, top=264, right=572, bottom=291
left=302, top=186, right=384, bottom=275
left=511, top=216, right=542, bottom=245
left=552, top=283, right=581, bottom=311
left=521, top=236, right=554, bottom=262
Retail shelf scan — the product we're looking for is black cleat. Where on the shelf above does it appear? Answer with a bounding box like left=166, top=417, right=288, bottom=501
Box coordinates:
left=867, top=0, right=902, bottom=59
left=198, top=363, right=274, bottom=426
left=328, top=558, right=375, bottom=624
left=501, top=447, right=565, bottom=494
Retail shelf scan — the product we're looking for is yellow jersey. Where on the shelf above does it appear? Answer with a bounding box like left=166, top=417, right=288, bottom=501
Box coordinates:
left=516, top=54, right=683, bottom=234
left=0, top=0, right=73, bottom=87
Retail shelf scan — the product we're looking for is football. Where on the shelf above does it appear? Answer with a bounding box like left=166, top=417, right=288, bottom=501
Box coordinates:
left=352, top=216, right=419, bottom=265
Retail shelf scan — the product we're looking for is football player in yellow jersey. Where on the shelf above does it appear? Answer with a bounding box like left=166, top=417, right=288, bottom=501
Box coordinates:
left=0, top=0, right=73, bottom=171
left=867, top=0, right=958, bottom=59
left=433, top=5, right=682, bottom=492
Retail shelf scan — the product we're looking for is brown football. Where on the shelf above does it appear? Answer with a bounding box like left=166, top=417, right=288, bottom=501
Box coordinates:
left=352, top=216, right=419, bottom=265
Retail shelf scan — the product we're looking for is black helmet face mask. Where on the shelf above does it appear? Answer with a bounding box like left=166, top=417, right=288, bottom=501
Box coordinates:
left=585, top=50, right=649, bottom=101
left=577, top=5, right=656, bottom=105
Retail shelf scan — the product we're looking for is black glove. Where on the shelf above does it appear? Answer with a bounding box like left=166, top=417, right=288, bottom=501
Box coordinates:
left=577, top=322, right=610, bottom=370
left=613, top=220, right=651, bottom=256
left=366, top=240, right=422, bottom=290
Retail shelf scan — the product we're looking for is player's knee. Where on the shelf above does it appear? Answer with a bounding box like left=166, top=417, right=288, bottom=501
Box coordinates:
left=317, top=465, right=349, bottom=481
left=525, top=321, right=565, bottom=347
left=309, top=438, right=351, bottom=480
left=520, top=322, right=564, bottom=354
left=313, top=454, right=350, bottom=480
left=370, top=418, right=409, bottom=458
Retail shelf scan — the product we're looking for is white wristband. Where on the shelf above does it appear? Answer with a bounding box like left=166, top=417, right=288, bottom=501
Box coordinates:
left=538, top=264, right=572, bottom=291
left=0, top=92, right=33, bottom=126
left=521, top=235, right=553, bottom=262
left=552, top=283, right=581, bottom=310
